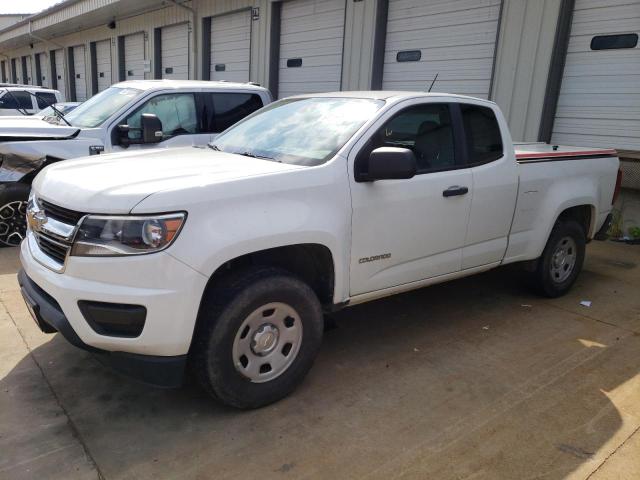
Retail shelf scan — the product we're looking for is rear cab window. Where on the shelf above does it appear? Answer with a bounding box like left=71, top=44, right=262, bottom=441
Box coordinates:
left=204, top=92, right=264, bottom=133
left=460, top=104, right=503, bottom=165
left=35, top=92, right=58, bottom=109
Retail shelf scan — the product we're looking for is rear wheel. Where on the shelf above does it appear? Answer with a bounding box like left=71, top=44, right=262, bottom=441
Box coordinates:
left=0, top=183, right=30, bottom=247
left=191, top=267, right=324, bottom=409
left=532, top=220, right=586, bottom=297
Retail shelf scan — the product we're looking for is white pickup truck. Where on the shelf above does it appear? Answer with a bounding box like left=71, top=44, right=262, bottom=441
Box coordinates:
left=0, top=80, right=271, bottom=246
left=18, top=91, right=621, bottom=409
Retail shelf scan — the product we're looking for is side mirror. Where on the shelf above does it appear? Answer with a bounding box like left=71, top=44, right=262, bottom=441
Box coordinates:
left=366, top=147, right=417, bottom=181
left=141, top=113, right=163, bottom=144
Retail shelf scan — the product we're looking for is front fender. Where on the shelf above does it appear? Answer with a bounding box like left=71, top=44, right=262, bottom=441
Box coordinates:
left=0, top=153, right=47, bottom=183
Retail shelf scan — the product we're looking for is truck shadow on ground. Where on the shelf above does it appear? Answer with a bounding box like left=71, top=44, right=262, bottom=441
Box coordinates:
left=3, top=245, right=640, bottom=479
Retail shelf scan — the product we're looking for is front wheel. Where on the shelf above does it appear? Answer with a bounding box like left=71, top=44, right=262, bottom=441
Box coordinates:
left=191, top=267, right=324, bottom=409
left=0, top=183, right=30, bottom=247
left=532, top=220, right=586, bottom=297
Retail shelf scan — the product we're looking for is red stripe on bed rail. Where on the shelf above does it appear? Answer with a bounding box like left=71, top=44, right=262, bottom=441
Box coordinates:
left=516, top=149, right=617, bottom=160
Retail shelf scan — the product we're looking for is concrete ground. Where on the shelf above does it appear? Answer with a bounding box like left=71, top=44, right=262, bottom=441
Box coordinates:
left=1, top=241, right=640, bottom=480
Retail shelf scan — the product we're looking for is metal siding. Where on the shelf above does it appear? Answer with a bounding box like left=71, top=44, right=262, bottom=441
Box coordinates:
left=382, top=0, right=501, bottom=98
left=161, top=23, right=189, bottom=80
left=210, top=10, right=251, bottom=82
left=95, top=39, right=112, bottom=91
left=278, top=0, right=346, bottom=98
left=551, top=0, right=640, bottom=150
left=124, top=32, right=145, bottom=80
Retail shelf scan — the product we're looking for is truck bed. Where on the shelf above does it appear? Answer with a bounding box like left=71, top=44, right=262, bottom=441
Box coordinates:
left=514, top=142, right=617, bottom=163
left=504, top=143, right=619, bottom=265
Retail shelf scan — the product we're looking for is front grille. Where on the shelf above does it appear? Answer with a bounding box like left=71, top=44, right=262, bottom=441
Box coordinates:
left=41, top=200, right=85, bottom=224
left=32, top=199, right=79, bottom=267
left=36, top=234, right=70, bottom=264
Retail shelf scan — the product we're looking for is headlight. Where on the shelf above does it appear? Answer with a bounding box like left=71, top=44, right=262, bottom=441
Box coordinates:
left=70, top=213, right=186, bottom=257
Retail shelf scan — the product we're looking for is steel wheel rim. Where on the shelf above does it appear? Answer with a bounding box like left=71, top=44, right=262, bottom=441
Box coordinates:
left=550, top=236, right=577, bottom=283
left=232, top=302, right=303, bottom=383
left=0, top=200, right=27, bottom=247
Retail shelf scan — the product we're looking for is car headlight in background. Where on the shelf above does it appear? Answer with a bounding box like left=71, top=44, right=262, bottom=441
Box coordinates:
left=70, top=213, right=186, bottom=256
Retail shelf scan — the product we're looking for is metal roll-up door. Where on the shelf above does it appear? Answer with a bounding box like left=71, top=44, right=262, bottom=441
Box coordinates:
left=53, top=49, right=66, bottom=97
left=73, top=45, right=87, bottom=101
left=551, top=0, right=640, bottom=151
left=278, top=0, right=346, bottom=98
left=382, top=0, right=501, bottom=98
left=95, top=39, right=112, bottom=92
left=210, top=10, right=251, bottom=82
left=160, top=23, right=189, bottom=79
left=24, top=56, right=33, bottom=84
left=13, top=57, right=22, bottom=83
left=36, top=53, right=49, bottom=87
left=124, top=32, right=145, bottom=80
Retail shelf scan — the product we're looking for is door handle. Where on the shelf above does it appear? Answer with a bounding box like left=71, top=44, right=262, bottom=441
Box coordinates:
left=442, top=186, right=469, bottom=197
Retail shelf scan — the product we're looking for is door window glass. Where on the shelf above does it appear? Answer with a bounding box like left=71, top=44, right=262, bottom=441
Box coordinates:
left=460, top=104, right=503, bottom=164
left=35, top=92, right=57, bottom=109
left=124, top=93, right=198, bottom=141
left=0, top=91, right=33, bottom=110
left=205, top=93, right=263, bottom=133
left=357, top=103, right=456, bottom=176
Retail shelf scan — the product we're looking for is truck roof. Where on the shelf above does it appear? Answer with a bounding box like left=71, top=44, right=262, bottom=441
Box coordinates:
left=290, top=90, right=497, bottom=105
left=113, top=79, right=268, bottom=92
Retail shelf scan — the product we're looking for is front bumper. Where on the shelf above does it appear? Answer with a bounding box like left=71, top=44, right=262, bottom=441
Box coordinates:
left=18, top=269, right=187, bottom=387
left=19, top=237, right=209, bottom=385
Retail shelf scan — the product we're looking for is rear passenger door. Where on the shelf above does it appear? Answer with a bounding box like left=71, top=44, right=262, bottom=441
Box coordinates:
left=203, top=91, right=264, bottom=138
left=349, top=101, right=473, bottom=296
left=458, top=103, right=518, bottom=269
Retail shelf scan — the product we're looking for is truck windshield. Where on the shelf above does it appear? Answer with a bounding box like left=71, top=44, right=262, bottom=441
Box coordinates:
left=211, top=97, right=384, bottom=166
left=65, top=87, right=143, bottom=128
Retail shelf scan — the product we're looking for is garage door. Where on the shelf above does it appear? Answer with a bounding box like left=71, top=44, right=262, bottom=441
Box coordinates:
left=210, top=10, right=251, bottom=82
left=95, top=39, right=112, bottom=92
left=73, top=45, right=87, bottom=101
left=53, top=49, right=66, bottom=98
left=382, top=0, right=501, bottom=98
left=551, top=0, right=640, bottom=150
left=278, top=0, right=346, bottom=98
left=161, top=23, right=189, bottom=79
left=35, top=53, right=49, bottom=87
left=11, top=57, right=22, bottom=83
left=24, top=56, right=33, bottom=84
left=124, top=33, right=145, bottom=80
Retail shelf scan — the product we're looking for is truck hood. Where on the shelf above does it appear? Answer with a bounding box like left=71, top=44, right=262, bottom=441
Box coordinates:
left=0, top=116, right=79, bottom=140
left=33, top=147, right=303, bottom=213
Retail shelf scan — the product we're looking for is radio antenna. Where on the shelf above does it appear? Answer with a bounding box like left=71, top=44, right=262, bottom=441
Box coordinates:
left=427, top=73, right=439, bottom=92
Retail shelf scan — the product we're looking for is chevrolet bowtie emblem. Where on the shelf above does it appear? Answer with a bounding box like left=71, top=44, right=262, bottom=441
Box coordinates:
left=27, top=208, right=47, bottom=231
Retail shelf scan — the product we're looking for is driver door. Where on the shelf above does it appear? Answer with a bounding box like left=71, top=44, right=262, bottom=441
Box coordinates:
left=349, top=101, right=473, bottom=296
left=110, top=92, right=212, bottom=152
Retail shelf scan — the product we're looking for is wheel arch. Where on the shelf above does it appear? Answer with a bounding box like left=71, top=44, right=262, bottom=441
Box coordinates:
left=199, top=243, right=336, bottom=310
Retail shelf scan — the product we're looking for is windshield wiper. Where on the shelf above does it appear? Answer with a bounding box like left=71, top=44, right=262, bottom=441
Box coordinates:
left=208, top=144, right=221, bottom=151
left=236, top=151, right=277, bottom=161
left=22, top=91, right=72, bottom=126
left=2, top=88, right=30, bottom=116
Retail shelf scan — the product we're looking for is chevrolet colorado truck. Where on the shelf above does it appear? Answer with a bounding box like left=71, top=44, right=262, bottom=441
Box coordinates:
left=0, top=79, right=271, bottom=246
left=19, top=91, right=621, bottom=409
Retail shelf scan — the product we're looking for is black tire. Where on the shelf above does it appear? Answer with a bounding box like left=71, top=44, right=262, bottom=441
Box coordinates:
left=0, top=183, right=31, bottom=247
left=532, top=220, right=586, bottom=298
left=191, top=267, right=324, bottom=409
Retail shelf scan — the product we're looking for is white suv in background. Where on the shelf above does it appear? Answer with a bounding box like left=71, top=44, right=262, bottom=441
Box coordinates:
left=0, top=84, right=63, bottom=116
